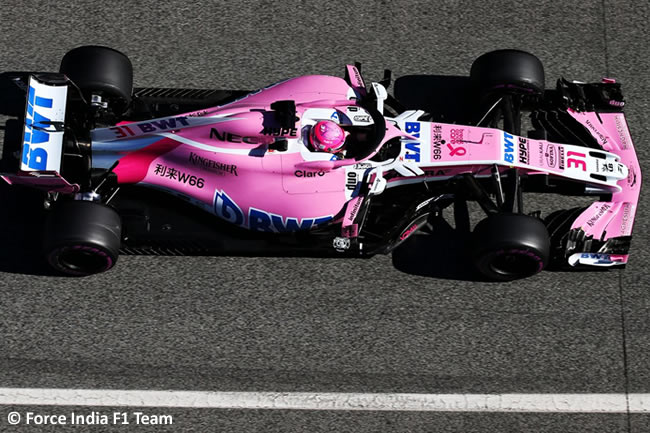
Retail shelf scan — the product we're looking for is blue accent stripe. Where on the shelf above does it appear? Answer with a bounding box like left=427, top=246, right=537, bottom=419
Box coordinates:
left=92, top=154, right=124, bottom=169
left=92, top=135, right=162, bottom=152
left=35, top=96, right=53, bottom=108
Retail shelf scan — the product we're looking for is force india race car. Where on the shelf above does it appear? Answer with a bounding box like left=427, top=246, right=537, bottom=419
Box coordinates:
left=0, top=46, right=642, bottom=280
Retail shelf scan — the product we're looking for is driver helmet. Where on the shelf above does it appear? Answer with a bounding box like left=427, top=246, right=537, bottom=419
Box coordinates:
left=309, top=120, right=346, bottom=153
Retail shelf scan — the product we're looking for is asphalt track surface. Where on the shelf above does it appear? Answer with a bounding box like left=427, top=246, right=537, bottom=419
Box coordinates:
left=0, top=1, right=649, bottom=431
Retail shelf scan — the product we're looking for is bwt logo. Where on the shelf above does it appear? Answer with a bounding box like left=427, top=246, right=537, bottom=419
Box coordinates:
left=503, top=132, right=515, bottom=163
left=404, top=122, right=421, bottom=162
left=213, top=190, right=332, bottom=232
left=22, top=86, right=53, bottom=170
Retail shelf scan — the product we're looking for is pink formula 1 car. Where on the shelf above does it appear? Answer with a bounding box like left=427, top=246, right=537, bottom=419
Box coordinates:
left=0, top=46, right=642, bottom=280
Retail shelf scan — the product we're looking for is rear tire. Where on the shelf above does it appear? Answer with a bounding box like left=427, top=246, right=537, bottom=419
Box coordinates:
left=60, top=45, right=133, bottom=114
left=470, top=49, right=545, bottom=95
left=471, top=213, right=550, bottom=281
left=44, top=200, right=122, bottom=276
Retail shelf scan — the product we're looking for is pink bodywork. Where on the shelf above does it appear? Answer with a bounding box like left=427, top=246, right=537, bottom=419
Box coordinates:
left=385, top=110, right=641, bottom=265
left=88, top=68, right=642, bottom=258
left=92, top=71, right=394, bottom=232
left=566, top=110, right=641, bottom=243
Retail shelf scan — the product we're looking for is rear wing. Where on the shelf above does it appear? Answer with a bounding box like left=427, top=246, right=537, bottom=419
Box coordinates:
left=1, top=74, right=73, bottom=193
left=1, top=170, right=79, bottom=194
left=557, top=81, right=642, bottom=267
left=20, top=75, right=68, bottom=171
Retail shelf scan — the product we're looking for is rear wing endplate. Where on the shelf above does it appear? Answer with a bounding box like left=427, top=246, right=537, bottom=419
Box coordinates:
left=20, top=75, right=68, bottom=172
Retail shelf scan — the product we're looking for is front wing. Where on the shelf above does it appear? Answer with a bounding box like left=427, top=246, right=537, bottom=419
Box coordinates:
left=546, top=81, right=641, bottom=268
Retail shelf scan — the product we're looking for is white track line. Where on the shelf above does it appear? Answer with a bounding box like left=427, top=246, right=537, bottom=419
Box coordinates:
left=1, top=389, right=650, bottom=413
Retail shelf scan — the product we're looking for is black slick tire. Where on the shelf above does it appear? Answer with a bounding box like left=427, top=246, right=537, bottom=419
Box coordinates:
left=44, top=200, right=122, bottom=276
left=470, top=49, right=545, bottom=95
left=470, top=213, right=550, bottom=281
left=59, top=45, right=133, bottom=114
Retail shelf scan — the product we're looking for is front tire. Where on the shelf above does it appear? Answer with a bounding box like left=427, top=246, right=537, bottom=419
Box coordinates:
left=470, top=49, right=545, bottom=95
left=44, top=200, right=122, bottom=276
left=470, top=213, right=550, bottom=281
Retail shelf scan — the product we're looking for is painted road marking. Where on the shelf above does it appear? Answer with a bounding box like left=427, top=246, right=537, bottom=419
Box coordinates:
left=0, top=389, right=649, bottom=413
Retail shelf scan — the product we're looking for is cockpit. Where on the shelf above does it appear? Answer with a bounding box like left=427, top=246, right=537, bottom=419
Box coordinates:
left=297, top=102, right=386, bottom=161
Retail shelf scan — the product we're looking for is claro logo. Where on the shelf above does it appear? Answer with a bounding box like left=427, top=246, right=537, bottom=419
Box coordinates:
left=294, top=170, right=325, bottom=177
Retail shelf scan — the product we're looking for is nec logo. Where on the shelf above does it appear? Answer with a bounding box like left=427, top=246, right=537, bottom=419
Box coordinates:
left=404, top=122, right=421, bottom=162
left=22, top=85, right=54, bottom=170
